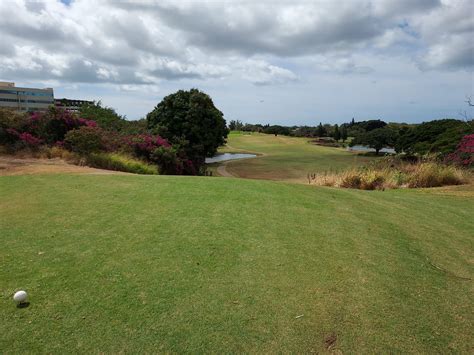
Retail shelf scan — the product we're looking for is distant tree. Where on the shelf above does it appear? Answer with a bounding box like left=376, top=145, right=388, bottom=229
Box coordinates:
left=317, top=122, right=326, bottom=137
left=120, top=118, right=148, bottom=135
left=234, top=120, right=244, bottom=130
left=351, top=117, right=355, bottom=126
left=146, top=89, right=229, bottom=167
left=333, top=124, right=341, bottom=141
left=263, top=125, right=290, bottom=136
left=360, top=119, right=387, bottom=131
left=242, top=123, right=263, bottom=132
left=341, top=125, right=348, bottom=142
left=79, top=101, right=125, bottom=131
left=352, top=127, right=397, bottom=155
left=229, top=119, right=244, bottom=131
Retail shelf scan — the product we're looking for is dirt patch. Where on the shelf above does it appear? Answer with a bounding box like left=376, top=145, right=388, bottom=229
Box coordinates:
left=0, top=155, right=126, bottom=176
left=324, top=333, right=338, bottom=350
left=216, top=161, right=236, bottom=178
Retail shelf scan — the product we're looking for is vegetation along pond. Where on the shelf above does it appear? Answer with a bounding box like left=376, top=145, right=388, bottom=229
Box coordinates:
left=205, top=153, right=257, bottom=163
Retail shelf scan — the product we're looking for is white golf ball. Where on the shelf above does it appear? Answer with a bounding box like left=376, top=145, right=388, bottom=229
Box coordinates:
left=13, top=290, right=28, bottom=303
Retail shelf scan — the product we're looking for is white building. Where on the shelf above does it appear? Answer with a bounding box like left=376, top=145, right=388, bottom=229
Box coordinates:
left=0, top=82, right=54, bottom=112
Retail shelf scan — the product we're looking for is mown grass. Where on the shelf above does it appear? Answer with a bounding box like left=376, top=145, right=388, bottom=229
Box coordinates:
left=217, top=132, right=379, bottom=182
left=1, top=174, right=473, bottom=353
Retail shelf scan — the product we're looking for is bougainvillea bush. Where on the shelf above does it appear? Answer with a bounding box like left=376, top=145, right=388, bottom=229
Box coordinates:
left=0, top=107, right=198, bottom=175
left=124, top=134, right=197, bottom=174
left=0, top=107, right=97, bottom=150
left=124, top=133, right=171, bottom=160
left=445, top=134, right=474, bottom=168
left=28, top=107, right=97, bottom=144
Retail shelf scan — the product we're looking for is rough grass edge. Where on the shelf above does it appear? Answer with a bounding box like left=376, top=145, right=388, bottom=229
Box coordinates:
left=308, top=162, right=471, bottom=190
left=85, top=152, right=158, bottom=175
left=1, top=146, right=158, bottom=175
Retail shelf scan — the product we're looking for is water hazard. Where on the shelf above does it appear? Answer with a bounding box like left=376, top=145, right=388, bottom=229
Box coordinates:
left=205, top=153, right=257, bottom=164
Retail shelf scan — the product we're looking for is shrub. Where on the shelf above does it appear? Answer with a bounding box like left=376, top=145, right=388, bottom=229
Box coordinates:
left=44, top=146, right=77, bottom=161
left=406, top=163, right=465, bottom=188
left=340, top=171, right=362, bottom=189
left=64, top=126, right=105, bottom=155
left=3, top=128, right=43, bottom=151
left=359, top=170, right=386, bottom=190
left=124, top=133, right=171, bottom=160
left=150, top=146, right=182, bottom=174
left=86, top=153, right=158, bottom=175
left=445, top=134, right=474, bottom=167
left=309, top=159, right=469, bottom=190
left=0, top=109, right=29, bottom=145
left=30, top=107, right=97, bottom=144
left=0, top=107, right=98, bottom=150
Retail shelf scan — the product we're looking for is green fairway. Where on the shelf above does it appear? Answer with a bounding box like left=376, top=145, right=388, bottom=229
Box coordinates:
left=1, top=174, right=473, bottom=353
left=215, top=132, right=378, bottom=182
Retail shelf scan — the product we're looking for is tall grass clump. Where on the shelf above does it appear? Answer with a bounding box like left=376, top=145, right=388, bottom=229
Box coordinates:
left=309, top=157, right=470, bottom=190
left=406, top=163, right=466, bottom=188
left=86, top=153, right=158, bottom=175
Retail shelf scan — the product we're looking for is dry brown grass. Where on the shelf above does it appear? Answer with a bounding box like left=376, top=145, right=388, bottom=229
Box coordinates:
left=309, top=160, right=471, bottom=190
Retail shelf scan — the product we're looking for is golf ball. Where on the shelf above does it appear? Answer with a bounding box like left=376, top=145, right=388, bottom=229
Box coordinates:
left=13, top=290, right=28, bottom=303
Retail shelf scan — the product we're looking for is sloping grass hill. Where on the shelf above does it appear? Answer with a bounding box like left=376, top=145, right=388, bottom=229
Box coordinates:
left=217, top=132, right=378, bottom=182
left=1, top=174, right=473, bottom=353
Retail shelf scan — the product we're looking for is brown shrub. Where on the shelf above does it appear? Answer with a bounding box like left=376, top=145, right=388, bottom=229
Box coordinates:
left=309, top=160, right=470, bottom=190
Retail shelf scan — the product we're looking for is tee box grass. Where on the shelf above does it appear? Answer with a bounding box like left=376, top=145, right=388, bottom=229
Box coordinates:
left=1, top=174, right=473, bottom=353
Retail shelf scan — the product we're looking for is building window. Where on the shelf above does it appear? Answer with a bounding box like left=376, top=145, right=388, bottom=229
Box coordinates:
left=0, top=90, right=19, bottom=95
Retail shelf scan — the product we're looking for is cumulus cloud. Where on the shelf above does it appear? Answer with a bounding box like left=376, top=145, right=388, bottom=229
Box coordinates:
left=240, top=59, right=298, bottom=85
left=414, top=0, right=474, bottom=70
left=0, top=0, right=472, bottom=90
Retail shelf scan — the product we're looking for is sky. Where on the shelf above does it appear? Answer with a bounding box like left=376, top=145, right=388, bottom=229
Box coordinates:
left=0, top=0, right=473, bottom=124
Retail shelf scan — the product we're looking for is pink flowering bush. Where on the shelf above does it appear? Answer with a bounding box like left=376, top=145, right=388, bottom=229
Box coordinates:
left=18, top=132, right=43, bottom=147
left=33, top=107, right=98, bottom=144
left=0, top=107, right=99, bottom=149
left=124, top=133, right=171, bottom=160
left=0, top=107, right=200, bottom=175
left=4, top=128, right=42, bottom=149
left=0, top=109, right=29, bottom=145
left=445, top=134, right=474, bottom=167
left=121, top=134, right=197, bottom=174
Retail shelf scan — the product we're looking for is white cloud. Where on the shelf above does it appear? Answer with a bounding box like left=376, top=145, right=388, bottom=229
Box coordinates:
left=0, top=0, right=472, bottom=121
left=241, top=59, right=298, bottom=86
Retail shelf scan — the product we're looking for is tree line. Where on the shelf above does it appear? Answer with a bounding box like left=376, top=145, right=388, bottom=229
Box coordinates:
left=229, top=117, right=474, bottom=156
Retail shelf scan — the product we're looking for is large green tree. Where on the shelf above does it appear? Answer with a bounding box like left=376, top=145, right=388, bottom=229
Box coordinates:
left=146, top=89, right=228, bottom=164
left=352, top=127, right=397, bottom=155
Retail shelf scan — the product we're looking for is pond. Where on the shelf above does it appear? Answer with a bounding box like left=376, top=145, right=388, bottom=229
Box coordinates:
left=348, top=145, right=396, bottom=154
left=205, top=153, right=257, bottom=164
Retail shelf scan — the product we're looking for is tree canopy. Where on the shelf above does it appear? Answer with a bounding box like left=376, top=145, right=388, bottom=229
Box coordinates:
left=146, top=89, right=228, bottom=165
left=352, top=127, right=397, bottom=155
left=395, top=119, right=473, bottom=155
left=79, top=101, right=125, bottom=131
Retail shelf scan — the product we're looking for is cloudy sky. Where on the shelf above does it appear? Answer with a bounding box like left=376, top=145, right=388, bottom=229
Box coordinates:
left=0, top=0, right=473, bottom=124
